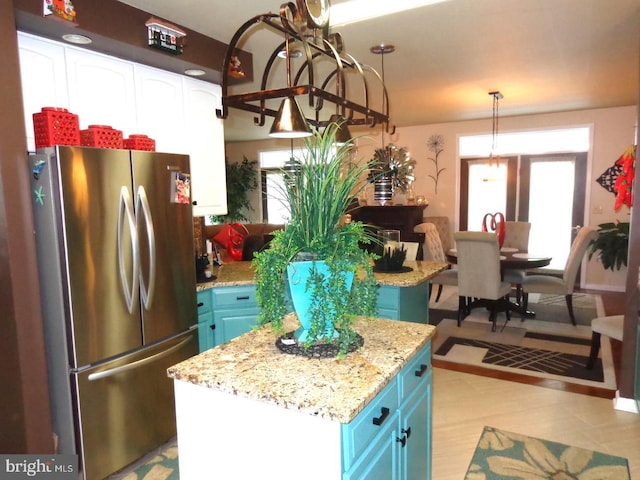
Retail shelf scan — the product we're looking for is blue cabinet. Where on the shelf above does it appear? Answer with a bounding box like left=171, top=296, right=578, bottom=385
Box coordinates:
left=377, top=283, right=431, bottom=324
left=342, top=342, right=432, bottom=479
left=211, top=286, right=260, bottom=346
left=196, top=290, right=215, bottom=352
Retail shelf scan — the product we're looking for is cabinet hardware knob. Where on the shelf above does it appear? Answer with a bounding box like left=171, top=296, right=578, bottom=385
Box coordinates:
left=197, top=302, right=204, bottom=307
left=414, top=364, right=428, bottom=377
left=402, top=427, right=411, bottom=439
left=192, top=200, right=198, bottom=205
left=396, top=435, right=407, bottom=447
left=372, top=406, right=390, bottom=426
left=210, top=324, right=216, bottom=330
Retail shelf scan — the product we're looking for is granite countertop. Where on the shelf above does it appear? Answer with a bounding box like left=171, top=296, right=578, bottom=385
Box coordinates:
left=196, top=260, right=448, bottom=291
left=167, top=314, right=436, bottom=423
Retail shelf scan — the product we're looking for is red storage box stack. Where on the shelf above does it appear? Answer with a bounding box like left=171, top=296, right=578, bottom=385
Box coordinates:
left=123, top=134, right=156, bottom=151
left=33, top=107, right=81, bottom=149
left=80, top=125, right=123, bottom=149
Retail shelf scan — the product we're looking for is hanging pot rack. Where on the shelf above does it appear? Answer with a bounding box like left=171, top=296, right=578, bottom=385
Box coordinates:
left=215, top=3, right=392, bottom=132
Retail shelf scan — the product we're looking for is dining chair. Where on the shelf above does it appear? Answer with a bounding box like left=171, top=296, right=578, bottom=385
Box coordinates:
left=586, top=315, right=623, bottom=369
left=413, top=222, right=458, bottom=302
left=521, top=226, right=598, bottom=325
left=502, top=221, right=532, bottom=302
left=454, top=231, right=512, bottom=332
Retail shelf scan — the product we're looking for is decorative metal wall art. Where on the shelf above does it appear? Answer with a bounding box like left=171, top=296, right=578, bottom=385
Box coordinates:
left=427, top=134, right=445, bottom=194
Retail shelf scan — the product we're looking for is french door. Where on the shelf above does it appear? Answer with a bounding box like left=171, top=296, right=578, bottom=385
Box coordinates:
left=460, top=153, right=587, bottom=270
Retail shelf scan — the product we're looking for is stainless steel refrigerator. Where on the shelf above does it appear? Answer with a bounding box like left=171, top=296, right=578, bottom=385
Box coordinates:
left=29, top=146, right=199, bottom=480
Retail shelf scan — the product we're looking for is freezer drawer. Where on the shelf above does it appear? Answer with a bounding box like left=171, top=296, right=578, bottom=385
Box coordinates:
left=72, top=328, right=198, bottom=480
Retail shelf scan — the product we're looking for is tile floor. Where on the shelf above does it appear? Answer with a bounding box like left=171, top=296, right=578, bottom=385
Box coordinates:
left=432, top=367, right=640, bottom=479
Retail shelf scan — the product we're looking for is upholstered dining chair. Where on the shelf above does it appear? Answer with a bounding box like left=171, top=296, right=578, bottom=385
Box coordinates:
left=521, top=226, right=598, bottom=325
left=586, top=315, right=624, bottom=369
left=454, top=231, right=512, bottom=332
left=502, top=221, right=532, bottom=302
left=413, top=222, right=458, bottom=302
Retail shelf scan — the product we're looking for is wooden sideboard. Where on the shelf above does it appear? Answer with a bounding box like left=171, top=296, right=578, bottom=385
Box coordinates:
left=349, top=205, right=427, bottom=259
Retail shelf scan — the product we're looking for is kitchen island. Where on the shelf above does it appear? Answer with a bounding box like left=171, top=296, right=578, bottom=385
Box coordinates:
left=195, top=260, right=447, bottom=350
left=168, top=314, right=436, bottom=479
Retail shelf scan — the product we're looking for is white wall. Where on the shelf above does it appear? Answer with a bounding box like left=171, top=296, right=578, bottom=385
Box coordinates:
left=225, top=105, right=637, bottom=291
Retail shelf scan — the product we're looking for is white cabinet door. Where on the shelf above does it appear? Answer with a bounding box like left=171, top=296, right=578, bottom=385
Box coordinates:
left=65, top=48, right=137, bottom=134
left=133, top=65, right=185, bottom=154
left=183, top=78, right=227, bottom=217
left=17, top=33, right=70, bottom=151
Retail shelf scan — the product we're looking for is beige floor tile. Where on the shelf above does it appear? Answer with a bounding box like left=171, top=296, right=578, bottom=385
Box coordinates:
left=432, top=367, right=640, bottom=480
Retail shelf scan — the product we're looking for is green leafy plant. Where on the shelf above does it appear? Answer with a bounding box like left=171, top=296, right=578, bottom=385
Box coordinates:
left=210, top=156, right=258, bottom=223
left=587, top=221, right=629, bottom=271
left=252, top=122, right=379, bottom=356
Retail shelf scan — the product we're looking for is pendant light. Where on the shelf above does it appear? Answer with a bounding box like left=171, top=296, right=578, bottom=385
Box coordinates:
left=269, top=34, right=312, bottom=138
left=489, top=91, right=503, bottom=166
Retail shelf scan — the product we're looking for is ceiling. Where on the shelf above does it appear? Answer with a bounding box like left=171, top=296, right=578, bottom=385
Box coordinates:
left=118, top=0, right=640, bottom=142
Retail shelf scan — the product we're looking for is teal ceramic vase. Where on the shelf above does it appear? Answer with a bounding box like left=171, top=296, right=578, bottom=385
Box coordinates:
left=286, top=260, right=354, bottom=343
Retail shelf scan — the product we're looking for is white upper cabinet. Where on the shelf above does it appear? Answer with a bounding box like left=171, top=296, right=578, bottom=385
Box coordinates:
left=18, top=33, right=70, bottom=151
left=17, top=32, right=227, bottom=217
left=133, top=65, right=185, bottom=154
left=183, top=79, right=227, bottom=217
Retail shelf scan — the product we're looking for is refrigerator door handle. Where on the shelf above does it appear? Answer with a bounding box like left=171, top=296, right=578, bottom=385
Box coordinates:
left=118, top=186, right=139, bottom=313
left=136, top=186, right=156, bottom=310
left=87, top=335, right=193, bottom=381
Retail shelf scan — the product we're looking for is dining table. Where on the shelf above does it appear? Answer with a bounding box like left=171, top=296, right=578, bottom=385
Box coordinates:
left=445, top=246, right=552, bottom=317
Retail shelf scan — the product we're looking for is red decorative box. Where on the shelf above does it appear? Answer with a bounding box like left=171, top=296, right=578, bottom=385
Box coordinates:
left=123, top=134, right=156, bottom=151
left=33, top=107, right=81, bottom=149
left=80, top=125, right=123, bottom=149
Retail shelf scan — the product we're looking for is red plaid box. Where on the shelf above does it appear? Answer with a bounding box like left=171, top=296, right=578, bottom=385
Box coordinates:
left=33, top=107, right=81, bottom=149
left=80, top=125, right=123, bottom=149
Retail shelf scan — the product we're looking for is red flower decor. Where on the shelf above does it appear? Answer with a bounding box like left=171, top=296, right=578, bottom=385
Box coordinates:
left=613, top=145, right=636, bottom=210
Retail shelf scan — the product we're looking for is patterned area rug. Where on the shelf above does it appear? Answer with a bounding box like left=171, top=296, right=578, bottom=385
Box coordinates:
left=429, top=287, right=616, bottom=390
left=466, top=426, right=630, bottom=479
left=122, top=442, right=178, bottom=480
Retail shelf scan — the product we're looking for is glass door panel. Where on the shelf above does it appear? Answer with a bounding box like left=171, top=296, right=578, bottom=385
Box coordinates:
left=467, top=162, right=507, bottom=231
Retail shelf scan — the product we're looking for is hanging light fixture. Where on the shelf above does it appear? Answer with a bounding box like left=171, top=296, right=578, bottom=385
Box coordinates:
left=269, top=34, right=312, bottom=138
left=489, top=90, right=503, bottom=166
left=216, top=3, right=392, bottom=136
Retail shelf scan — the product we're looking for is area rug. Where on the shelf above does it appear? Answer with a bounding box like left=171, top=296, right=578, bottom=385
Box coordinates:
left=122, top=441, right=178, bottom=480
left=429, top=286, right=616, bottom=391
left=465, top=426, right=630, bottom=479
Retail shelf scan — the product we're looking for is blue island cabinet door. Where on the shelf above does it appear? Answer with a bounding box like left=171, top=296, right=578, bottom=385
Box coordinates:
left=400, top=378, right=431, bottom=479
left=343, top=409, right=401, bottom=480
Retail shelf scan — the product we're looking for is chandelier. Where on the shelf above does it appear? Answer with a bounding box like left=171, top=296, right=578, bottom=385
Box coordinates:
left=215, top=1, right=392, bottom=138
left=489, top=90, right=503, bottom=165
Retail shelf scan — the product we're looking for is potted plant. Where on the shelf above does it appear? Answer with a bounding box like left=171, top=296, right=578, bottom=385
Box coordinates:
left=210, top=156, right=258, bottom=223
left=587, top=220, right=630, bottom=271
left=252, top=122, right=379, bottom=356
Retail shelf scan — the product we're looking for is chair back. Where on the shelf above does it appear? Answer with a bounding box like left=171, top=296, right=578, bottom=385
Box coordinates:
left=562, top=226, right=598, bottom=290
left=414, top=223, right=446, bottom=262
left=401, top=241, right=420, bottom=261
left=503, top=221, right=531, bottom=251
left=420, top=216, right=453, bottom=252
left=454, top=231, right=504, bottom=300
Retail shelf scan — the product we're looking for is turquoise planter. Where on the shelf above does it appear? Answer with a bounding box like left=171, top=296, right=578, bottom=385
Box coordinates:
left=286, top=260, right=354, bottom=343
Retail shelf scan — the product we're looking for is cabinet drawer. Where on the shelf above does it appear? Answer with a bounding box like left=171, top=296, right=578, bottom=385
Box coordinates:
left=376, top=285, right=399, bottom=310
left=341, top=378, right=398, bottom=471
left=398, top=343, right=431, bottom=403
left=197, top=291, right=212, bottom=314
left=212, top=286, right=257, bottom=308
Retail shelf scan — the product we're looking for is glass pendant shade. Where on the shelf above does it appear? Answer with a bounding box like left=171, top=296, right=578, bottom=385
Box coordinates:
left=328, top=114, right=352, bottom=145
left=269, top=97, right=312, bottom=138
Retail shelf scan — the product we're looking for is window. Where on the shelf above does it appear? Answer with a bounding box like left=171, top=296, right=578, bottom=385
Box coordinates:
left=259, top=147, right=305, bottom=224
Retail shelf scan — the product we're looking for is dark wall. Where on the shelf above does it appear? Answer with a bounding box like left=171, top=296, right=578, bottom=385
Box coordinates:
left=0, top=2, right=53, bottom=453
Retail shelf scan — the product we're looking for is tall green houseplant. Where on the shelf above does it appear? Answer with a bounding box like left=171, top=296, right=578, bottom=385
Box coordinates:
left=252, top=123, right=378, bottom=356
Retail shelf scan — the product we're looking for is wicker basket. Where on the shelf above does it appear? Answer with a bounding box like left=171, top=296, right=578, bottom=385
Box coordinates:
left=123, top=134, right=156, bottom=151
left=33, top=107, right=80, bottom=149
left=80, top=125, right=123, bottom=149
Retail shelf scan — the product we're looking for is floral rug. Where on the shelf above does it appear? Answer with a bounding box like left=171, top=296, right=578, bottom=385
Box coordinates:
left=119, top=442, right=178, bottom=480
left=465, top=426, right=630, bottom=479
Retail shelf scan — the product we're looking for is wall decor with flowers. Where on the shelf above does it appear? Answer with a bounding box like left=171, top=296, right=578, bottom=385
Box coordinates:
left=427, top=134, right=445, bottom=194
left=595, top=144, right=636, bottom=210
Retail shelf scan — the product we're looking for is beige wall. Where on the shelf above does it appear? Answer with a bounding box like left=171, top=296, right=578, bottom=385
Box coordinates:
left=225, top=105, right=637, bottom=291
